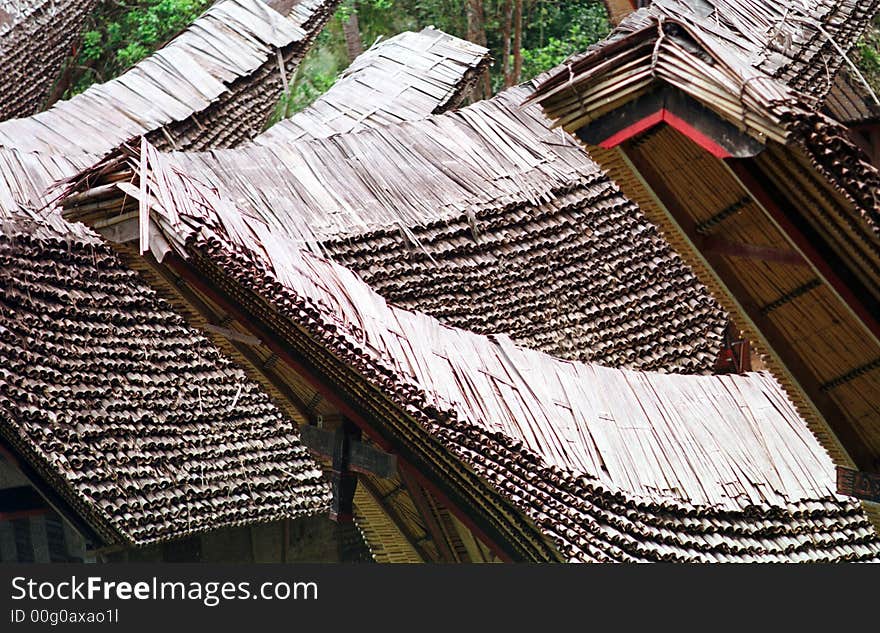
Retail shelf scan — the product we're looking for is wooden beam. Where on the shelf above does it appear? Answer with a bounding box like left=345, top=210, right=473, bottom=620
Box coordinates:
left=701, top=236, right=806, bottom=266
left=398, top=464, right=458, bottom=562
left=358, top=476, right=435, bottom=562
left=623, top=144, right=875, bottom=470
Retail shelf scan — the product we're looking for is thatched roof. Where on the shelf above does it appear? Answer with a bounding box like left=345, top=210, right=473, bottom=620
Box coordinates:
left=825, top=70, right=880, bottom=125
left=0, top=0, right=99, bottom=119
left=0, top=0, right=347, bottom=547
left=528, top=0, right=880, bottom=474
left=254, top=27, right=491, bottom=145
left=0, top=215, right=330, bottom=546
left=105, top=85, right=728, bottom=373
left=529, top=1, right=880, bottom=237
left=0, top=0, right=340, bottom=155
left=61, top=141, right=880, bottom=561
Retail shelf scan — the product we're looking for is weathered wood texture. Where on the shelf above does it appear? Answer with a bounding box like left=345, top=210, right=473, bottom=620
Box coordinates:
left=62, top=143, right=880, bottom=561
left=255, top=27, right=491, bottom=144
left=0, top=0, right=100, bottom=119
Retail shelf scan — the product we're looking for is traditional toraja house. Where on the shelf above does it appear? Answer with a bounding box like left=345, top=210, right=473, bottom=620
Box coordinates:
left=529, top=0, right=880, bottom=511
left=0, top=0, right=340, bottom=157
left=0, top=0, right=343, bottom=218
left=8, top=4, right=880, bottom=561
left=0, top=0, right=369, bottom=563
left=130, top=86, right=729, bottom=374
left=0, top=23, right=492, bottom=563
left=0, top=0, right=99, bottom=119
left=255, top=27, right=491, bottom=144
left=0, top=214, right=334, bottom=562
left=59, top=138, right=880, bottom=562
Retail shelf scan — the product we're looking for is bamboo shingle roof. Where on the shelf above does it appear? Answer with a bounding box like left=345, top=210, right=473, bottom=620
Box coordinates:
left=0, top=0, right=340, bottom=156
left=0, top=0, right=347, bottom=547
left=530, top=1, right=880, bottom=243
left=254, top=27, right=491, bottom=145
left=825, top=71, right=880, bottom=125
left=0, top=215, right=331, bottom=546
left=0, top=0, right=99, bottom=119
left=529, top=1, right=880, bottom=475
left=131, top=85, right=728, bottom=373
left=60, top=141, right=880, bottom=561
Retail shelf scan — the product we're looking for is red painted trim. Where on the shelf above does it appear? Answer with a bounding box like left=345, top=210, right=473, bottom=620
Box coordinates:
left=598, top=108, right=732, bottom=159
left=728, top=160, right=880, bottom=344
left=163, top=255, right=522, bottom=562
left=599, top=111, right=664, bottom=149
left=663, top=110, right=732, bottom=159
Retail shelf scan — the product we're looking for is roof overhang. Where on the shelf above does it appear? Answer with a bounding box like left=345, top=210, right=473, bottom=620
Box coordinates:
left=577, top=85, right=765, bottom=159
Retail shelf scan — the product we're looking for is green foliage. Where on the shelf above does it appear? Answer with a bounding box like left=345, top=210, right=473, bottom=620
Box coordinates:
left=520, top=4, right=609, bottom=79
left=66, top=0, right=213, bottom=97
left=856, top=15, right=880, bottom=95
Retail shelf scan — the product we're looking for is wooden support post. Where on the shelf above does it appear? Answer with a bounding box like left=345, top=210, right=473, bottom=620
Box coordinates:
left=358, top=476, right=436, bottom=562
left=398, top=464, right=457, bottom=562
left=329, top=420, right=360, bottom=523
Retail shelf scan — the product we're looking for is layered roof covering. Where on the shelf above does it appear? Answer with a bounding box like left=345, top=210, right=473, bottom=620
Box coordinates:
left=255, top=27, right=491, bottom=144
left=0, top=0, right=99, bottom=119
left=0, top=216, right=330, bottom=546
left=530, top=0, right=880, bottom=321
left=0, top=0, right=340, bottom=155
left=131, top=86, right=728, bottom=373
left=61, top=141, right=880, bottom=561
left=0, top=0, right=342, bottom=547
left=825, top=71, right=880, bottom=125
left=529, top=0, right=880, bottom=472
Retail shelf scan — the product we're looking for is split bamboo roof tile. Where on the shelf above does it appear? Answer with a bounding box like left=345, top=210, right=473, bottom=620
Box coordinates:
left=139, top=85, right=728, bottom=373
left=0, top=0, right=340, bottom=155
left=0, top=0, right=348, bottom=547
left=0, top=214, right=331, bottom=546
left=254, top=27, right=491, bottom=144
left=61, top=141, right=880, bottom=561
left=0, top=0, right=99, bottom=119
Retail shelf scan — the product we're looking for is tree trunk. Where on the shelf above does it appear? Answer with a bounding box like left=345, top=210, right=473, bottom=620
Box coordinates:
left=501, top=0, right=513, bottom=87
left=512, top=0, right=523, bottom=85
left=501, top=1, right=513, bottom=87
left=342, top=9, right=363, bottom=62
left=466, top=0, right=492, bottom=98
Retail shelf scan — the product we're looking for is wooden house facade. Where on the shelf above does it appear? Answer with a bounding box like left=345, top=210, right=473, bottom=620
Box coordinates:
left=530, top=1, right=880, bottom=518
